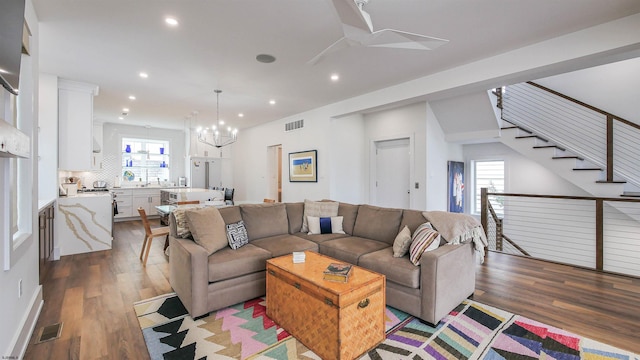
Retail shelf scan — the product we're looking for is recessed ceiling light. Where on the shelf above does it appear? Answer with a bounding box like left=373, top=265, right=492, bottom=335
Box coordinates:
left=238, top=113, right=244, bottom=118
left=128, top=95, right=136, bottom=100
left=165, top=17, right=178, bottom=26
left=118, top=116, right=124, bottom=120
left=256, top=54, right=276, bottom=63
left=122, top=107, right=130, bottom=112
left=269, top=99, right=276, bottom=105
left=331, top=74, right=340, bottom=81
left=139, top=72, right=149, bottom=78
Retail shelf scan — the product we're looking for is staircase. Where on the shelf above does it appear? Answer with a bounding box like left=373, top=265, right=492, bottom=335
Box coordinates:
left=495, top=82, right=640, bottom=198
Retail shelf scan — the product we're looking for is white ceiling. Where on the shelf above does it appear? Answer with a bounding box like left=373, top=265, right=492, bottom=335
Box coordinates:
left=32, top=0, right=640, bottom=131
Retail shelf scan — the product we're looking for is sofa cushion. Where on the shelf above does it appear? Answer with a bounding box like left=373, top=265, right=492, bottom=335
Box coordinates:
left=392, top=225, right=412, bottom=258
left=208, top=244, right=272, bottom=283
left=400, top=209, right=429, bottom=234
left=352, top=205, right=403, bottom=245
left=286, top=202, right=304, bottom=234
left=240, top=203, right=289, bottom=240
left=294, top=232, right=350, bottom=245
left=359, top=247, right=420, bottom=289
left=219, top=205, right=242, bottom=224
left=319, top=236, right=390, bottom=265
left=337, top=202, right=359, bottom=235
left=184, top=207, right=229, bottom=255
left=226, top=221, right=249, bottom=250
left=301, top=199, right=339, bottom=233
left=251, top=234, right=319, bottom=257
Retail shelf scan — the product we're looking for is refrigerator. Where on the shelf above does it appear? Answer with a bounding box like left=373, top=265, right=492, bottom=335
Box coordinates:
left=188, top=156, right=222, bottom=189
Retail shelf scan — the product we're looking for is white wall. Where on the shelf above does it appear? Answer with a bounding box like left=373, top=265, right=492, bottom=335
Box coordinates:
left=329, top=113, right=366, bottom=204
left=463, top=142, right=591, bottom=197
left=0, top=1, right=43, bottom=357
left=38, top=73, right=58, bottom=202
left=426, top=103, right=464, bottom=211
left=364, top=102, right=427, bottom=209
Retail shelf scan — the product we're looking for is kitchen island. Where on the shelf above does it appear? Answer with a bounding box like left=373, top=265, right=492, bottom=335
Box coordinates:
left=57, top=193, right=113, bottom=256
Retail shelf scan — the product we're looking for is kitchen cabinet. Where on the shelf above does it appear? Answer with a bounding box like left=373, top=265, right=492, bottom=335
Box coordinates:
left=92, top=122, right=103, bottom=170
left=112, top=189, right=133, bottom=219
left=132, top=189, right=162, bottom=215
left=58, top=79, right=99, bottom=171
left=39, top=202, right=55, bottom=284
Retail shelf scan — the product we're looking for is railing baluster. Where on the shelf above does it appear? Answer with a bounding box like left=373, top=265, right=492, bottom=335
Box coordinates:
left=606, top=115, right=614, bottom=182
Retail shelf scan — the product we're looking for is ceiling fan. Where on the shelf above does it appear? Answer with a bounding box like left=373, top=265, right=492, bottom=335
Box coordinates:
left=309, top=0, right=449, bottom=65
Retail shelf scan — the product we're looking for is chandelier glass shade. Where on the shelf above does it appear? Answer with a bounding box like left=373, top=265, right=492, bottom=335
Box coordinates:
left=196, top=89, right=238, bottom=148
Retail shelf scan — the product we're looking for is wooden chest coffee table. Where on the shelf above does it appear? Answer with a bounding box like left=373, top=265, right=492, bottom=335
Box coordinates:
left=266, top=251, right=385, bottom=360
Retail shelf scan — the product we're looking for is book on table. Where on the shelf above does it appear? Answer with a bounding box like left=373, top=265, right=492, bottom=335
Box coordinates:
left=323, top=262, right=353, bottom=282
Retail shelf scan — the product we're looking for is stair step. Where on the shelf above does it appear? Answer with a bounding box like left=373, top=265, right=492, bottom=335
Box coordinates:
left=573, top=167, right=602, bottom=171
left=533, top=145, right=567, bottom=151
left=596, top=180, right=627, bottom=184
left=501, top=126, right=519, bottom=130
left=552, top=155, right=584, bottom=161
left=516, top=135, right=548, bottom=142
left=621, top=192, right=640, bottom=197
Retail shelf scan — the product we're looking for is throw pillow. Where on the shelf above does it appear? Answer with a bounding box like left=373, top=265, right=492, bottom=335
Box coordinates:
left=226, top=221, right=249, bottom=250
left=409, top=223, right=441, bottom=266
left=185, top=207, right=228, bottom=255
left=392, top=225, right=412, bottom=257
left=301, top=199, right=339, bottom=233
left=173, top=208, right=192, bottom=238
left=307, top=216, right=346, bottom=235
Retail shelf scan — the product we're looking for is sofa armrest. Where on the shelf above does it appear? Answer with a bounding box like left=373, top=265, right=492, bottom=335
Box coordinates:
left=169, top=236, right=210, bottom=318
left=419, top=241, right=475, bottom=324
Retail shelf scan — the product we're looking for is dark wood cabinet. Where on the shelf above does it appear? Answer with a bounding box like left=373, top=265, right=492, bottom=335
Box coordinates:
left=39, top=202, right=55, bottom=284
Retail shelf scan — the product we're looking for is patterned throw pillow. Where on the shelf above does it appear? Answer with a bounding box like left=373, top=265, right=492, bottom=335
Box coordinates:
left=226, top=221, right=249, bottom=250
left=173, top=208, right=192, bottom=238
left=409, top=223, right=441, bottom=266
left=306, top=216, right=346, bottom=235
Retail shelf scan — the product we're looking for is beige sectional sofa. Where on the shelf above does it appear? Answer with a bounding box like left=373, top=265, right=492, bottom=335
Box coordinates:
left=169, top=201, right=483, bottom=325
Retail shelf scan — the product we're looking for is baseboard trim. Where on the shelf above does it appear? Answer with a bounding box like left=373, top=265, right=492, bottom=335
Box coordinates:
left=8, top=285, right=43, bottom=359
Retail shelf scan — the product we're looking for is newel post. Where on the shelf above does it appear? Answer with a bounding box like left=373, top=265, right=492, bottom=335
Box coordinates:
left=606, top=115, right=614, bottom=182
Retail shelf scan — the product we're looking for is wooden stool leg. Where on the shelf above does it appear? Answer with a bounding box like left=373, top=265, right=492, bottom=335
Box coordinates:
left=140, top=235, right=149, bottom=261
left=163, top=234, right=169, bottom=251
left=143, top=236, right=154, bottom=266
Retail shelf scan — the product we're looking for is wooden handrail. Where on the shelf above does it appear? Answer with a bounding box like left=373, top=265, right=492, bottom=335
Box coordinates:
left=484, top=191, right=640, bottom=203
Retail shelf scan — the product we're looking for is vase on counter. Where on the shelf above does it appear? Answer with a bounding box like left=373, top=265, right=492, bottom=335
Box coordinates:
left=125, top=144, right=131, bottom=153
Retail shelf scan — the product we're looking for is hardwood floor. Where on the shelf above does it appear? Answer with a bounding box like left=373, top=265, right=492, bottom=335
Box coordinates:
left=24, top=221, right=640, bottom=359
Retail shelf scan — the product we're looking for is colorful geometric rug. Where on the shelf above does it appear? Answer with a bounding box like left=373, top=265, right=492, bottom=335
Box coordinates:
left=134, top=293, right=639, bottom=360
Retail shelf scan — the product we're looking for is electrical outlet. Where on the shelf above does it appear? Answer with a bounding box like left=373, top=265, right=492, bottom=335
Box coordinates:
left=18, top=279, right=22, bottom=298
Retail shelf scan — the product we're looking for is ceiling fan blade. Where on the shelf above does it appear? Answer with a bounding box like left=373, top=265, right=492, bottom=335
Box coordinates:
left=330, top=0, right=373, bottom=33
left=307, top=36, right=353, bottom=65
left=365, top=29, right=449, bottom=50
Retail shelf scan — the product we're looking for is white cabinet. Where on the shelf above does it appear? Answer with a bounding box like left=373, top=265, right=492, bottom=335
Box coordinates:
left=112, top=189, right=132, bottom=219
left=92, top=122, right=103, bottom=170
left=132, top=189, right=162, bottom=215
left=58, top=79, right=99, bottom=171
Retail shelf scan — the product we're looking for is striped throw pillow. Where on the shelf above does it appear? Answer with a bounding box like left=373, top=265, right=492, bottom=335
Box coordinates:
left=409, top=223, right=441, bottom=266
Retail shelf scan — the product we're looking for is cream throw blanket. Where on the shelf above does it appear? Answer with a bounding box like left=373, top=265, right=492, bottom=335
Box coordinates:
left=422, top=211, right=489, bottom=264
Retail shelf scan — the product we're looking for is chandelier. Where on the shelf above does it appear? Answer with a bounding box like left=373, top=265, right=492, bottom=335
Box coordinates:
left=197, top=89, right=238, bottom=148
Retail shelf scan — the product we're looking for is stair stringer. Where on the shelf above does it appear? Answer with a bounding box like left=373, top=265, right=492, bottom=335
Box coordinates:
left=499, top=127, right=625, bottom=198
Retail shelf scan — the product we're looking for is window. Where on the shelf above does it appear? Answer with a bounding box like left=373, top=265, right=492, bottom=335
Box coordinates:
left=121, top=137, right=170, bottom=185
left=472, top=160, right=504, bottom=216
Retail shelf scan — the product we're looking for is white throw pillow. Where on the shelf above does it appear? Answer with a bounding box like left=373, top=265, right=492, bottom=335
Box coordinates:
left=301, top=199, right=339, bottom=233
left=307, top=216, right=346, bottom=235
left=392, top=225, right=412, bottom=257
left=409, top=223, right=441, bottom=266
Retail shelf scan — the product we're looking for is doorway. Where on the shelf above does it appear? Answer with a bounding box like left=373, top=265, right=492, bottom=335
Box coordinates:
left=267, top=145, right=282, bottom=202
left=374, top=138, right=410, bottom=208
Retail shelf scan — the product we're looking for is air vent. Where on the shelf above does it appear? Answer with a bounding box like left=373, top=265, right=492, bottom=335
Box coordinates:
left=285, top=119, right=304, bottom=132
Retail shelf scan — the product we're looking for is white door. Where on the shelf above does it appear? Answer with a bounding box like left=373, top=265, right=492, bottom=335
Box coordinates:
left=375, top=138, right=410, bottom=208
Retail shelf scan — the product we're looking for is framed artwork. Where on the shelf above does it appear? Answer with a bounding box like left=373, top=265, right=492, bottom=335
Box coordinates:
left=447, top=161, right=464, bottom=213
left=289, top=150, right=317, bottom=182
